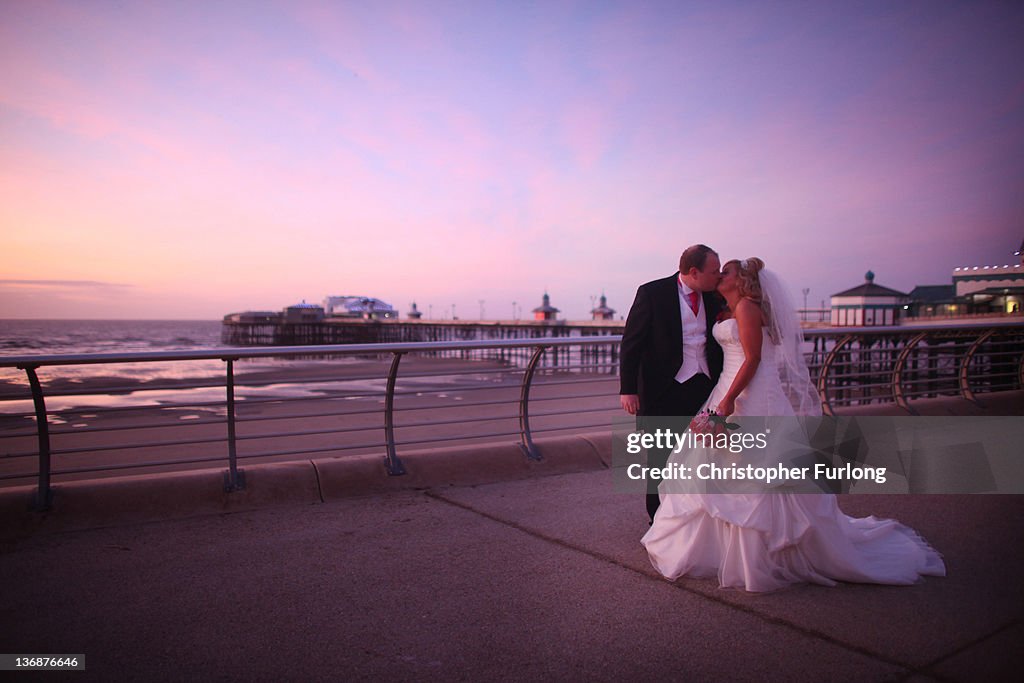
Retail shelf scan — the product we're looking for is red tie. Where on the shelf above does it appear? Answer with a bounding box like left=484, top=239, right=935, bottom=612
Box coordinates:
left=687, top=291, right=700, bottom=315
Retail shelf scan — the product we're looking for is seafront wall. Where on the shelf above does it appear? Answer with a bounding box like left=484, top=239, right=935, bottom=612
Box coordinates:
left=0, top=432, right=611, bottom=540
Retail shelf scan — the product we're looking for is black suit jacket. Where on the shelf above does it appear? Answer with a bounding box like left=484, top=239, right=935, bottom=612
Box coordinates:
left=619, top=273, right=724, bottom=415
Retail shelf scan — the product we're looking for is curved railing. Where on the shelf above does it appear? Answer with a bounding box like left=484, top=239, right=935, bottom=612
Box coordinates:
left=803, top=320, right=1024, bottom=415
left=2, top=321, right=1021, bottom=509
left=0, top=338, right=622, bottom=509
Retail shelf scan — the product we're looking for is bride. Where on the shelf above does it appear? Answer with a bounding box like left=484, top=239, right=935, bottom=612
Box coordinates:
left=641, top=257, right=946, bottom=592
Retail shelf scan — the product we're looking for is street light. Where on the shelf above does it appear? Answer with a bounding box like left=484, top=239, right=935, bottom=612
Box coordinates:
left=802, top=288, right=810, bottom=321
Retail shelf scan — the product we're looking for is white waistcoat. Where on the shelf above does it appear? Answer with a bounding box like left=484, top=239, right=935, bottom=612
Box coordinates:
left=675, top=285, right=710, bottom=383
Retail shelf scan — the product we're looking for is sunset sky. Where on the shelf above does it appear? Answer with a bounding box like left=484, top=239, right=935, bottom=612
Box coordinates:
left=1, top=0, right=1021, bottom=320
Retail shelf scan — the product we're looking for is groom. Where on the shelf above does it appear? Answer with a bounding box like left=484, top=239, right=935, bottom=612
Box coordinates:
left=620, top=244, right=725, bottom=522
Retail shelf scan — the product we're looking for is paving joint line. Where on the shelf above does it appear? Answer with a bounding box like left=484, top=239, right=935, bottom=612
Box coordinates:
left=897, top=618, right=1022, bottom=683
left=425, top=488, right=928, bottom=677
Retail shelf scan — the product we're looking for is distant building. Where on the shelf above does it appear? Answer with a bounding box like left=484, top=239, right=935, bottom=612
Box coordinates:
left=323, top=296, right=397, bottom=320
left=532, top=292, right=560, bottom=321
left=907, top=285, right=958, bottom=318
left=951, top=243, right=1024, bottom=314
left=904, top=241, right=1024, bottom=319
left=407, top=302, right=423, bottom=320
left=223, top=311, right=281, bottom=323
left=966, top=286, right=1024, bottom=314
left=830, top=271, right=909, bottom=326
left=284, top=301, right=325, bottom=323
left=590, top=293, right=616, bottom=321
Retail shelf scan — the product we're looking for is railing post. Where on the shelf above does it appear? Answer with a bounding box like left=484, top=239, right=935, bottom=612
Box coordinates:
left=891, top=332, right=928, bottom=415
left=817, top=334, right=854, bottom=416
left=519, top=346, right=548, bottom=461
left=223, top=358, right=245, bottom=492
left=1019, top=341, right=1024, bottom=389
left=384, top=352, right=407, bottom=475
left=19, top=365, right=52, bottom=511
left=959, top=329, right=995, bottom=404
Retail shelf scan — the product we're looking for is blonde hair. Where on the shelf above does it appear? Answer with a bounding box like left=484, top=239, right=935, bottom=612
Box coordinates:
left=723, top=257, right=766, bottom=301
left=724, top=257, right=779, bottom=342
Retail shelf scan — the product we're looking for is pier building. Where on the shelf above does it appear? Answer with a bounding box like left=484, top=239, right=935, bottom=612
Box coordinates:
left=950, top=243, right=1024, bottom=315
left=532, top=292, right=559, bottom=321
left=830, top=271, right=910, bottom=327
left=830, top=243, right=1024, bottom=325
left=323, top=296, right=397, bottom=320
left=283, top=302, right=325, bottom=323
left=590, top=293, right=616, bottom=321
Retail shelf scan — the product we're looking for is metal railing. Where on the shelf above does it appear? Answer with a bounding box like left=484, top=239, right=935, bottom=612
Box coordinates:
left=803, top=320, right=1024, bottom=415
left=0, top=338, right=622, bottom=510
left=2, top=321, right=1021, bottom=510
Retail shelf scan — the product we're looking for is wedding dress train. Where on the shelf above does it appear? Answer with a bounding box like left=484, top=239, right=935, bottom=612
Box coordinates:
left=640, top=318, right=946, bottom=592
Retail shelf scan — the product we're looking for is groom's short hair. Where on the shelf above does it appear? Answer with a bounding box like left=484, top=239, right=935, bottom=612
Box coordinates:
left=679, top=244, right=718, bottom=274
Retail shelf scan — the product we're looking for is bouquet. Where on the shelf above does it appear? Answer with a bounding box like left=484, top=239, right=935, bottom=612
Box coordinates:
left=689, top=408, right=740, bottom=436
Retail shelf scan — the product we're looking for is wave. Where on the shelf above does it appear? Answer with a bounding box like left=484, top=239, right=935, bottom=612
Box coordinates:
left=0, top=339, right=45, bottom=351
left=0, top=320, right=223, bottom=357
left=148, top=337, right=203, bottom=348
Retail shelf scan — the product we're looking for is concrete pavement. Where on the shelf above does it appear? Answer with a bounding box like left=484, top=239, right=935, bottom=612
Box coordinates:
left=1, top=467, right=1021, bottom=682
left=2, top=390, right=1021, bottom=681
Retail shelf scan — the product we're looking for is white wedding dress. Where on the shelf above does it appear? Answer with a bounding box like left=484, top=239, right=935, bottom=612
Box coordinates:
left=641, top=318, right=946, bottom=592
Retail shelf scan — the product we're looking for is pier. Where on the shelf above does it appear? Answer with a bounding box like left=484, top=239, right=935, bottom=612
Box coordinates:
left=221, top=318, right=625, bottom=368
left=221, top=318, right=625, bottom=346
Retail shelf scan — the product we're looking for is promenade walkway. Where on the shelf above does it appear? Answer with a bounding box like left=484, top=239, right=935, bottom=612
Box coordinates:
left=3, top=469, right=1022, bottom=680
left=2, top=391, right=1022, bottom=681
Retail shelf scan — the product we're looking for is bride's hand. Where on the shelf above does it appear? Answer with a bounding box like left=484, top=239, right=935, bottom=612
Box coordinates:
left=716, top=398, right=735, bottom=418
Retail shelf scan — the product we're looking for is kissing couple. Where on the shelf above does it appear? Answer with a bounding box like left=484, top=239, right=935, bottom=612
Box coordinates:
left=619, top=244, right=945, bottom=592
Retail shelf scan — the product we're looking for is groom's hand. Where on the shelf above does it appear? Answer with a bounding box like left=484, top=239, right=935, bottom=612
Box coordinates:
left=620, top=394, right=640, bottom=415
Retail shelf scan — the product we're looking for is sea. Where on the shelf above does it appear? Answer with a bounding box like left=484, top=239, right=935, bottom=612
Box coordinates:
left=0, top=319, right=465, bottom=416
left=0, top=319, right=224, bottom=358
left=0, top=320, right=233, bottom=413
